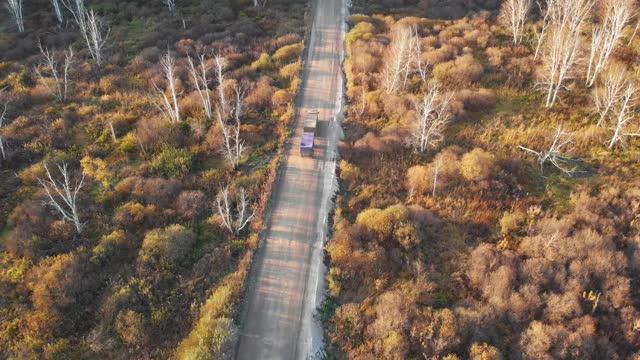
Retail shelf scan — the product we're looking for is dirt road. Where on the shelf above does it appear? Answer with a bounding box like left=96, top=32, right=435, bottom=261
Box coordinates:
left=235, top=0, right=346, bottom=358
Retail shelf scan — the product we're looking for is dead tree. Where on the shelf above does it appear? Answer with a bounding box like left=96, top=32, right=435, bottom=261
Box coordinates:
left=50, top=0, right=63, bottom=23
left=214, top=54, right=228, bottom=115
left=412, top=27, right=430, bottom=84
left=35, top=43, right=74, bottom=102
left=163, top=0, right=176, bottom=11
left=187, top=53, right=213, bottom=120
left=608, top=81, right=639, bottom=148
left=585, top=0, right=635, bottom=87
left=500, top=0, right=532, bottom=45
left=382, top=26, right=414, bottom=93
left=216, top=84, right=246, bottom=169
left=39, top=162, right=85, bottom=234
left=519, top=127, right=579, bottom=175
left=537, top=0, right=593, bottom=108
left=0, top=88, right=7, bottom=163
left=215, top=186, right=254, bottom=235
left=409, top=82, right=453, bottom=153
left=83, top=9, right=109, bottom=65
left=152, top=50, right=181, bottom=124
left=5, top=0, right=24, bottom=32
left=592, top=63, right=627, bottom=127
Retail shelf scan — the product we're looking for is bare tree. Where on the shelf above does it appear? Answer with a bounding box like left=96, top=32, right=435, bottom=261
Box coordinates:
left=500, top=0, right=532, bottom=45
left=35, top=43, right=75, bottom=102
left=409, top=82, right=453, bottom=153
left=216, top=84, right=246, bottom=169
left=519, top=127, right=579, bottom=175
left=83, top=9, right=109, bottom=65
left=608, top=81, right=639, bottom=148
left=215, top=186, right=254, bottom=235
left=152, top=50, right=181, bottom=124
left=382, top=27, right=414, bottom=93
left=187, top=53, right=213, bottom=120
left=593, top=63, right=627, bottom=127
left=432, top=158, right=441, bottom=196
left=163, top=0, right=176, bottom=11
left=585, top=0, right=635, bottom=87
left=0, top=88, right=8, bottom=163
left=412, top=27, right=430, bottom=84
left=214, top=54, right=228, bottom=115
left=63, top=0, right=109, bottom=65
left=50, top=0, right=63, bottom=23
left=5, top=0, right=24, bottom=32
left=38, top=162, right=85, bottom=234
left=537, top=0, right=593, bottom=107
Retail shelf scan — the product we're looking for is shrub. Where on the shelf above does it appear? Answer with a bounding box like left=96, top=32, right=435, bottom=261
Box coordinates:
left=432, top=54, right=484, bottom=86
left=139, top=225, right=196, bottom=267
left=346, top=22, right=377, bottom=45
left=91, top=230, right=129, bottom=265
left=151, top=145, right=193, bottom=177
left=460, top=148, right=496, bottom=181
left=251, top=53, right=273, bottom=71
left=272, top=42, right=304, bottom=62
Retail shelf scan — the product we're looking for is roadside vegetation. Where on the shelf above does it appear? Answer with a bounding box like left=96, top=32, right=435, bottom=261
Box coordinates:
left=0, top=0, right=306, bottom=357
left=326, top=0, right=640, bottom=358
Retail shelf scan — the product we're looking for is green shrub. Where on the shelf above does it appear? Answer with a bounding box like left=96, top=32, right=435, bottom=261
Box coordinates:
left=272, top=42, right=304, bottom=62
left=151, top=145, right=193, bottom=177
left=251, top=53, right=273, bottom=71
left=139, top=225, right=196, bottom=267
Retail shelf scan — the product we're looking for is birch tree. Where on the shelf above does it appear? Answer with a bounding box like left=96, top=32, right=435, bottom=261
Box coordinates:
left=518, top=127, right=579, bottom=175
left=382, top=27, right=414, bottom=93
left=153, top=50, right=181, bottom=124
left=163, top=0, right=176, bottom=11
left=83, top=9, right=109, bottom=65
left=64, top=0, right=109, bottom=66
left=592, top=63, right=627, bottom=127
left=216, top=84, right=246, bottom=169
left=35, top=43, right=75, bottom=102
left=585, top=0, right=635, bottom=87
left=608, top=81, right=639, bottom=148
left=0, top=88, right=7, bottom=163
left=38, top=162, right=85, bottom=234
left=409, top=82, right=453, bottom=153
left=50, top=0, right=63, bottom=23
left=500, top=0, right=532, bottom=45
left=5, top=0, right=24, bottom=32
left=215, top=186, right=254, bottom=235
left=214, top=54, right=228, bottom=115
left=537, top=0, right=593, bottom=107
left=187, top=53, right=213, bottom=120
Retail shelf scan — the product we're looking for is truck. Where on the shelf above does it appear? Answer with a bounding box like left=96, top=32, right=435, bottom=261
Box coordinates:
left=300, top=110, right=318, bottom=157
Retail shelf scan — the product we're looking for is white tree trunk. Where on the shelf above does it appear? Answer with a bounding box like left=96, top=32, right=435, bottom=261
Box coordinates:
left=187, top=53, right=213, bottom=120
left=6, top=0, right=24, bottom=32
left=153, top=50, right=181, bottom=123
left=50, top=0, right=63, bottom=23
left=410, top=82, right=453, bottom=153
left=39, top=162, right=85, bottom=233
left=500, top=0, right=532, bottom=45
left=216, top=186, right=254, bottom=235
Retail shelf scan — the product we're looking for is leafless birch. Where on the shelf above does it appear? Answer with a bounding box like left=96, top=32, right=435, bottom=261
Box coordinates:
left=518, top=127, right=579, bottom=175
left=187, top=53, right=213, bottom=120
left=0, top=88, right=7, bottom=163
left=382, top=27, right=414, bottom=93
left=585, top=0, right=635, bottom=87
left=216, top=84, right=246, bottom=169
left=608, top=81, right=639, bottom=148
left=537, top=0, right=593, bottom=107
left=50, top=0, right=63, bottom=23
left=153, top=50, right=181, bottom=124
left=35, top=43, right=75, bottom=102
left=83, top=9, right=109, bottom=65
left=214, top=54, right=228, bottom=115
left=409, top=82, right=453, bottom=153
left=215, top=186, right=254, bottom=235
left=5, top=0, right=24, bottom=32
left=500, top=0, right=532, bottom=45
left=39, top=162, right=85, bottom=234
left=163, top=0, right=176, bottom=11
left=592, top=63, right=627, bottom=127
